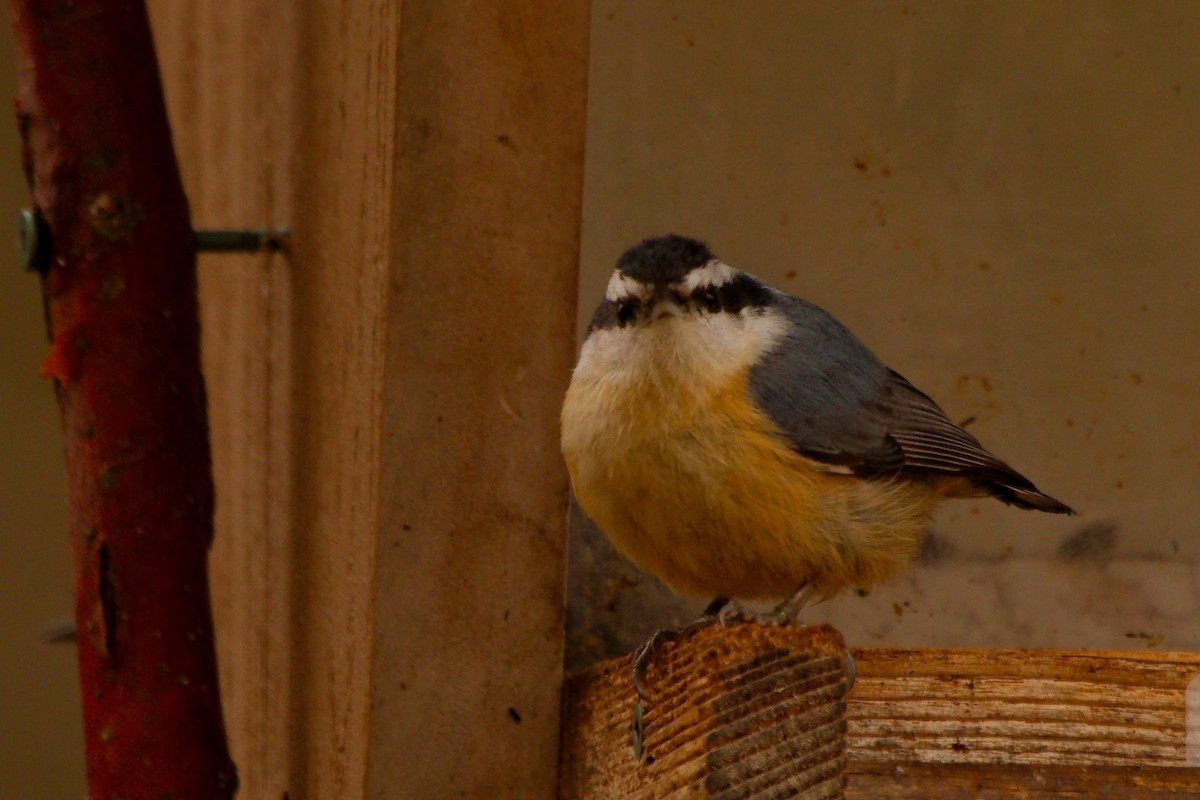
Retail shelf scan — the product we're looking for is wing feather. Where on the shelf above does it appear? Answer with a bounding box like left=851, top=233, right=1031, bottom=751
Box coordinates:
left=749, top=292, right=1072, bottom=513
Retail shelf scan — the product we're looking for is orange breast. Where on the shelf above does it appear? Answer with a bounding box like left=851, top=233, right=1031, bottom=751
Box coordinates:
left=563, top=369, right=940, bottom=600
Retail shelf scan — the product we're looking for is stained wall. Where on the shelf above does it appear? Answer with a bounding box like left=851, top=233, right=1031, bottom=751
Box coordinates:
left=569, top=1, right=1200, bottom=668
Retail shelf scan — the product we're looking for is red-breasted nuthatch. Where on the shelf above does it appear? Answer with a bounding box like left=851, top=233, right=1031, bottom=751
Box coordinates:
left=562, top=234, right=1072, bottom=626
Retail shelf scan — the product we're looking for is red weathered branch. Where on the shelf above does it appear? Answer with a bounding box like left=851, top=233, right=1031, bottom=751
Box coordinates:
left=9, top=1, right=236, bottom=796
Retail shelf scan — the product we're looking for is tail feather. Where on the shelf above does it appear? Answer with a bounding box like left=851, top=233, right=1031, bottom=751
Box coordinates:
left=986, top=480, right=1075, bottom=514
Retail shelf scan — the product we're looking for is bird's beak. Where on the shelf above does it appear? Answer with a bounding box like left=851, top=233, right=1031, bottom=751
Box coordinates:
left=650, top=286, right=684, bottom=321
left=651, top=299, right=684, bottom=321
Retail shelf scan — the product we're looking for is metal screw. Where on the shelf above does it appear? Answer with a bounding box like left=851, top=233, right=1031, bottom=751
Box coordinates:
left=194, top=228, right=289, bottom=253
left=18, top=208, right=288, bottom=270
left=19, top=207, right=48, bottom=272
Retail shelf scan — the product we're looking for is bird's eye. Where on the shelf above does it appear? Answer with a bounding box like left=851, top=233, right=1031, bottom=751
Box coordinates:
left=616, top=300, right=637, bottom=325
left=701, top=288, right=722, bottom=313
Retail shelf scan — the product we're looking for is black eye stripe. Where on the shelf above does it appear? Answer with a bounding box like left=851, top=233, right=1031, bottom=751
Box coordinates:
left=616, top=299, right=638, bottom=325
left=586, top=296, right=641, bottom=333
left=684, top=275, right=771, bottom=314
left=585, top=273, right=774, bottom=335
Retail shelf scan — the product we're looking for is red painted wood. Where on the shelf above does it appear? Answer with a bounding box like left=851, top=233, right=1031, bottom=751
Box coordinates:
left=9, top=1, right=236, bottom=796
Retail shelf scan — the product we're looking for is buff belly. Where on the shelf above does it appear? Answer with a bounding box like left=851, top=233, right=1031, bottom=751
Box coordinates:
left=562, top=372, right=941, bottom=601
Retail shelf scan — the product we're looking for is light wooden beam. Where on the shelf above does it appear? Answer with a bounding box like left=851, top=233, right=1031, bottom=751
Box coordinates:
left=561, top=625, right=852, bottom=799
left=150, top=1, right=589, bottom=797
left=562, top=634, right=1200, bottom=799
left=846, top=647, right=1200, bottom=797
left=369, top=3, right=589, bottom=796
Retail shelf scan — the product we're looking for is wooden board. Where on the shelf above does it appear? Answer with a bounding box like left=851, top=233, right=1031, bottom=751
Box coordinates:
left=150, top=2, right=589, bottom=797
left=846, top=647, right=1200, bottom=798
left=561, top=624, right=853, bottom=799
left=562, top=631, right=1200, bottom=799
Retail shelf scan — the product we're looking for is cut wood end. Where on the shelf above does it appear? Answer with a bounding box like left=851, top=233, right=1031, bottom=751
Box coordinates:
left=561, top=623, right=851, bottom=799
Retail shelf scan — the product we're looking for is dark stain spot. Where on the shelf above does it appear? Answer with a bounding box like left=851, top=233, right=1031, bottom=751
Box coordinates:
left=97, top=542, right=117, bottom=658
left=1057, top=521, right=1117, bottom=561
left=508, top=706, right=521, bottom=723
left=952, top=741, right=969, bottom=752
left=496, top=133, right=517, bottom=153
left=88, top=191, right=145, bottom=242
left=98, top=463, right=123, bottom=494
left=1125, top=631, right=1163, bottom=648
left=955, top=375, right=993, bottom=393
left=855, top=588, right=870, bottom=598
left=918, top=529, right=955, bottom=564
left=853, top=157, right=869, bottom=171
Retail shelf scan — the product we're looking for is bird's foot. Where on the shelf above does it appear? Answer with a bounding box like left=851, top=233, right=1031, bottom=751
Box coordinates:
left=706, top=585, right=856, bottom=695
left=631, top=596, right=730, bottom=702
left=631, top=597, right=731, bottom=760
left=714, top=583, right=815, bottom=627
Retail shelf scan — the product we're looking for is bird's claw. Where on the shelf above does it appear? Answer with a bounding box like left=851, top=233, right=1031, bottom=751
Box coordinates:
left=631, top=612, right=724, bottom=701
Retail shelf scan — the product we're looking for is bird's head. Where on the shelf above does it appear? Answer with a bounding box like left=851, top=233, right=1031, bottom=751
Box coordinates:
left=577, top=235, right=784, bottom=390
left=586, top=234, right=774, bottom=335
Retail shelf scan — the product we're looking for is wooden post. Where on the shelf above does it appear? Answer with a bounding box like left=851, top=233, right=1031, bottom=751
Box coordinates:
left=368, top=4, right=589, bottom=796
left=9, top=1, right=234, bottom=796
left=149, top=1, right=590, bottom=796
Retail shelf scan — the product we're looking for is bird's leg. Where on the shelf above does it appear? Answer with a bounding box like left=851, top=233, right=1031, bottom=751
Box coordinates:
left=765, top=582, right=814, bottom=625
left=631, top=596, right=730, bottom=701
left=700, top=595, right=732, bottom=617
left=724, top=582, right=857, bottom=695
left=711, top=582, right=813, bottom=628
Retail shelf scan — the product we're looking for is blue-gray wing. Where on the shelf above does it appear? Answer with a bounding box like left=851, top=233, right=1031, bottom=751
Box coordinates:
left=748, top=292, right=1072, bottom=513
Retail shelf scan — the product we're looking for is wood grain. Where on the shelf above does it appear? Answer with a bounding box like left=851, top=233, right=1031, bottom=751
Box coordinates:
left=564, top=639, right=1200, bottom=799
left=367, top=3, right=590, bottom=796
left=561, top=624, right=852, bottom=799
left=845, top=647, right=1200, bottom=797
left=150, top=1, right=589, bottom=797
left=149, top=3, right=306, bottom=797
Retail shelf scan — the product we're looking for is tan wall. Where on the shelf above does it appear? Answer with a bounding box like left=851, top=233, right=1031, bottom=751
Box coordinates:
left=3, top=2, right=1199, bottom=796
left=568, top=1, right=1200, bottom=666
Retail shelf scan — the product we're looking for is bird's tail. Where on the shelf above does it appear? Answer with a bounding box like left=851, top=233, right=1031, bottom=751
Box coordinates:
left=984, top=478, right=1075, bottom=514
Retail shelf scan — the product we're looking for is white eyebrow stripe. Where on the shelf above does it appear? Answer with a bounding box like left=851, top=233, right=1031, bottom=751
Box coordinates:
left=604, top=271, right=652, bottom=302
left=676, top=260, right=736, bottom=293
